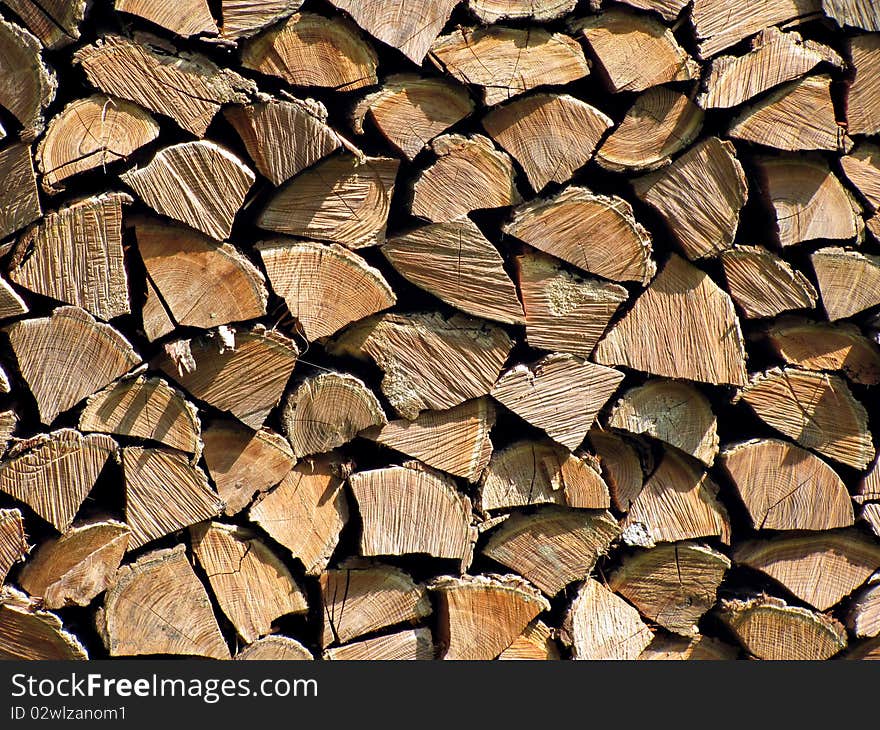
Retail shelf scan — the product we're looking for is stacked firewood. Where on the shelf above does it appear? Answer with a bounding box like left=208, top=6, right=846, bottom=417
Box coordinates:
left=1, top=0, right=880, bottom=661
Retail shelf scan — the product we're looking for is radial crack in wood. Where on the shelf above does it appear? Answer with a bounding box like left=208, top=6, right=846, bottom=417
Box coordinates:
left=324, top=628, right=434, bottom=660
left=498, top=619, right=560, bottom=660
left=1, top=0, right=87, bottom=49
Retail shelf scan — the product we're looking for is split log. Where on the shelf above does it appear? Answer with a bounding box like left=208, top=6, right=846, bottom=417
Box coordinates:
left=0, top=587, right=87, bottom=659
left=610, top=543, right=731, bottom=635
left=0, top=16, right=56, bottom=140
left=0, top=365, right=10, bottom=394
left=154, top=327, right=299, bottom=429
left=324, top=628, right=434, bottom=660
left=73, top=34, right=256, bottom=137
left=864, top=504, right=880, bottom=537
left=823, top=0, right=880, bottom=30
left=141, top=278, right=175, bottom=342
left=249, top=457, right=348, bottom=575
left=98, top=545, right=229, bottom=658
left=241, top=12, right=377, bottom=91
left=498, top=620, right=560, bottom=660
left=258, top=155, right=399, bottom=249
left=0, top=430, right=115, bottom=532
left=504, top=187, right=655, bottom=285
left=320, top=564, right=431, bottom=647
left=0, top=142, right=41, bottom=240
left=639, top=634, right=739, bottom=660
left=18, top=520, right=130, bottom=609
left=328, top=312, right=513, bottom=420
left=349, top=466, right=475, bottom=567
left=10, top=193, right=130, bottom=321
left=735, top=530, right=880, bottom=611
left=609, top=379, right=719, bottom=466
left=192, top=522, right=308, bottom=643
left=225, top=98, right=341, bottom=186
left=1, top=0, right=87, bottom=48
left=0, top=277, right=28, bottom=322
left=429, top=26, right=589, bottom=106
left=811, top=248, right=880, bottom=321
left=720, top=245, right=818, bottom=319
left=0, top=509, right=26, bottom=584
left=632, top=138, right=748, bottom=260
left=596, top=87, right=704, bottom=172
left=736, top=368, right=874, bottom=470
left=219, top=0, right=302, bottom=40
left=122, top=142, right=255, bottom=241
left=720, top=439, right=853, bottom=531
left=282, top=372, right=385, bottom=458
left=571, top=10, right=699, bottom=93
left=588, top=430, right=645, bottom=512
left=492, top=354, right=624, bottom=451
left=411, top=135, right=520, bottom=222
left=594, top=254, right=749, bottom=386
left=364, top=399, right=494, bottom=482
left=700, top=28, right=843, bottom=109
left=430, top=574, right=550, bottom=660
left=841, top=144, right=880, bottom=212
left=0, top=410, right=16, bottom=451
left=351, top=75, right=474, bottom=161
left=483, top=507, right=620, bottom=595
left=482, top=94, right=612, bottom=192
left=621, top=448, right=731, bottom=547
left=235, top=636, right=313, bottom=660
left=561, top=578, right=653, bottom=660
left=469, top=0, right=576, bottom=22
left=860, top=459, right=880, bottom=502
left=758, top=157, right=863, bottom=246
left=114, top=0, right=218, bottom=37
left=383, top=218, right=524, bottom=325
left=847, top=582, right=880, bottom=637
left=766, top=319, right=880, bottom=386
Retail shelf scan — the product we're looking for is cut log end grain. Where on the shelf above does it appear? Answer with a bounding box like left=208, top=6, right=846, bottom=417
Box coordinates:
left=498, top=620, right=560, bottom=660
left=0, top=274, right=29, bottom=322
left=323, top=628, right=434, bottom=660
left=469, top=0, right=577, bottom=22
left=639, top=634, right=739, bottom=660
left=0, top=17, right=56, bottom=141
left=220, top=0, right=304, bottom=40
left=841, top=144, right=880, bottom=213
left=0, top=142, right=42, bottom=240
left=823, top=0, right=880, bottom=30
left=721, top=246, right=818, bottom=319
left=235, top=636, right=313, bottom=660
left=811, top=248, right=880, bottom=321
left=848, top=34, right=880, bottom=137
left=2, top=0, right=88, bottom=49
left=0, top=587, right=88, bottom=660
left=114, top=0, right=217, bottom=37
left=847, top=582, right=880, bottom=638
left=588, top=430, right=646, bottom=513
left=0, top=509, right=27, bottom=584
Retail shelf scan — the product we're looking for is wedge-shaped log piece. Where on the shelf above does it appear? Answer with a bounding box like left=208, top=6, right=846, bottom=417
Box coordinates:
left=622, top=449, right=731, bottom=547
left=721, top=246, right=817, bottom=319
left=483, top=94, right=612, bottom=192
left=430, top=26, right=589, bottom=106
left=610, top=543, right=730, bottom=635
left=18, top=521, right=130, bottom=609
left=849, top=35, right=880, bottom=136
left=720, top=438, right=853, bottom=531
left=736, top=530, right=880, bottom=611
left=609, top=379, right=719, bottom=466
left=0, top=587, right=87, bottom=659
left=192, top=522, right=307, bottom=643
left=324, top=628, right=434, bottom=660
left=383, top=218, right=524, bottom=324
left=328, top=312, right=513, bottom=420
left=633, top=138, right=747, bottom=260
left=469, top=0, right=576, bottom=21
left=492, top=354, right=624, bottom=451
left=220, top=0, right=303, bottom=40
left=98, top=545, right=228, bottom=658
left=481, top=440, right=610, bottom=511
left=0, top=276, right=27, bottom=322
left=141, top=278, right=175, bottom=342
left=0, top=430, right=115, bottom=531
left=812, top=248, right=880, bottom=321
left=249, top=457, right=347, bottom=574
left=562, top=578, right=653, bottom=660
left=516, top=251, right=627, bottom=359
left=321, top=564, right=431, bottom=647
left=764, top=318, right=880, bottom=386
left=700, top=28, right=842, bottom=109
left=123, top=142, right=254, bottom=241
left=639, top=634, right=739, bottom=660
left=0, top=17, right=55, bottom=140
left=412, top=135, right=520, bottom=222
left=431, top=574, right=550, bottom=660
left=597, top=87, right=704, bottom=173
left=203, top=420, right=293, bottom=515
left=691, top=0, right=822, bottom=59
left=114, top=0, right=218, bottom=37
left=242, top=12, right=377, bottom=91
left=73, top=34, right=256, bottom=137
left=571, top=10, right=699, bottom=93
left=1, top=0, right=87, bottom=49
left=258, top=155, right=398, bottom=249
left=759, top=158, right=863, bottom=246
left=847, top=582, right=880, bottom=637
left=498, top=620, right=560, bottom=660
left=860, top=458, right=880, bottom=503
left=484, top=507, right=620, bottom=596
left=595, top=255, right=748, bottom=386
left=225, top=99, right=340, bottom=186
left=0, top=509, right=26, bottom=584
left=737, top=368, right=873, bottom=469
left=364, top=399, right=494, bottom=482
left=328, top=0, right=457, bottom=65
left=825, top=1, right=880, bottom=32
left=282, top=372, right=385, bottom=458
left=589, top=430, right=645, bottom=512
left=729, top=75, right=848, bottom=152
left=155, top=327, right=298, bottom=429
left=352, top=74, right=473, bottom=161
left=841, top=144, right=880, bottom=212
left=11, top=193, right=130, bottom=320
left=236, top=636, right=312, bottom=660
left=0, top=142, right=41, bottom=240
left=504, top=187, right=655, bottom=285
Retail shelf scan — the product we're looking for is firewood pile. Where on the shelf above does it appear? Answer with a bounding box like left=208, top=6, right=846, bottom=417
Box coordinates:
left=1, top=0, right=880, bottom=662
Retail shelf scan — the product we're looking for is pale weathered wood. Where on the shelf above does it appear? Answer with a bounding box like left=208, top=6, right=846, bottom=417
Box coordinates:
left=0, top=276, right=28, bottom=322
left=0, top=16, right=56, bottom=139
left=841, top=144, right=880, bottom=215
left=0, top=587, right=87, bottom=659
left=498, top=620, right=560, bottom=660
left=848, top=35, right=880, bottom=136
left=639, top=634, right=739, bottom=660
left=0, top=142, right=41, bottom=240
left=588, top=430, right=645, bottom=512
left=469, top=0, right=576, bottom=22
left=847, top=581, right=880, bottom=637
left=141, top=277, right=175, bottom=342
left=824, top=0, right=880, bottom=31
left=615, top=0, right=689, bottom=19
left=0, top=509, right=26, bottom=584
left=114, top=0, right=218, bottom=37
left=324, top=628, right=434, bottom=660
left=235, top=636, right=313, bottom=660
left=220, top=0, right=303, bottom=40
left=811, top=248, right=880, bottom=321
left=1, top=0, right=87, bottom=49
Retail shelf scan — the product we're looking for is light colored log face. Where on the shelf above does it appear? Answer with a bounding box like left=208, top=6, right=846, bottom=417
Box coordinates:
left=811, top=248, right=880, bottom=321
left=0, top=587, right=88, bottom=660
left=235, top=636, right=313, bottom=660
left=469, top=0, right=577, bottom=22
left=220, top=0, right=303, bottom=40
left=323, top=628, right=434, bottom=660
left=721, top=246, right=817, bottom=319
left=0, top=17, right=56, bottom=140
left=114, top=0, right=218, bottom=37
left=0, top=142, right=41, bottom=239
left=0, top=509, right=27, bottom=584
left=849, top=34, right=880, bottom=136
left=2, top=0, right=88, bottom=49
left=823, top=0, right=880, bottom=31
